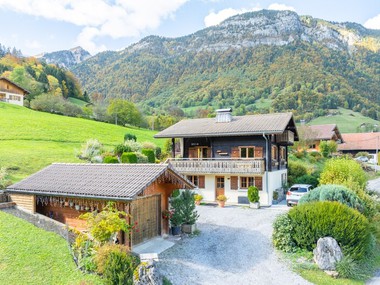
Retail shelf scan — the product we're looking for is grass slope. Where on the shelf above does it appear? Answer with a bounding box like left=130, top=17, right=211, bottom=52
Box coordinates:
left=0, top=102, right=164, bottom=182
left=307, top=108, right=380, bottom=133
left=0, top=211, right=101, bottom=285
left=68, top=97, right=89, bottom=107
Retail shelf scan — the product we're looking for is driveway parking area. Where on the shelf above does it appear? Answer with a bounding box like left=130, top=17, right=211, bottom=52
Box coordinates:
left=157, top=204, right=311, bottom=285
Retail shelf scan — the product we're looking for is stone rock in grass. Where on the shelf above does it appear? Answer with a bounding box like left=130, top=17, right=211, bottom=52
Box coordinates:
left=313, top=237, right=343, bottom=271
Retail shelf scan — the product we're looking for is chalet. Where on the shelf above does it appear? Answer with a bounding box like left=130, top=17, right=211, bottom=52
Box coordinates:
left=154, top=109, right=298, bottom=206
left=299, top=124, right=343, bottom=151
left=0, top=77, right=30, bottom=106
left=6, top=163, right=193, bottom=248
left=338, top=132, right=380, bottom=158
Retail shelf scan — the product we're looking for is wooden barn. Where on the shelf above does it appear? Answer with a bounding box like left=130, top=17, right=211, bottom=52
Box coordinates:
left=6, top=163, right=193, bottom=248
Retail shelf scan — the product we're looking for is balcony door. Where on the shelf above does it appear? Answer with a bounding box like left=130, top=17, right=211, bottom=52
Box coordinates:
left=188, top=147, right=211, bottom=159
left=215, top=176, right=225, bottom=199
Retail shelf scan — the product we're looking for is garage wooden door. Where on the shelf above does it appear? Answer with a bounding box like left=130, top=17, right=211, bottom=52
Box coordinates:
left=130, top=195, right=161, bottom=246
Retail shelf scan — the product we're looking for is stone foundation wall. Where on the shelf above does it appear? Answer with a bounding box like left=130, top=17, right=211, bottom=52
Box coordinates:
left=1, top=206, right=75, bottom=243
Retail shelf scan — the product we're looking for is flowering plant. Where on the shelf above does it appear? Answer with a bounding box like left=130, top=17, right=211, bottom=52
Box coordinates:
left=162, top=209, right=174, bottom=220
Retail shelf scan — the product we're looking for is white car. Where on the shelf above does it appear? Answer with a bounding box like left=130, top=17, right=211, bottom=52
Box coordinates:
left=286, top=184, right=313, bottom=206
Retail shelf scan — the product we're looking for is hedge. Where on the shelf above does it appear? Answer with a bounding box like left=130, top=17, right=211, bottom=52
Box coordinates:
left=142, top=149, right=155, bottom=163
left=121, top=152, right=137, bottom=163
left=103, top=156, right=119, bottom=164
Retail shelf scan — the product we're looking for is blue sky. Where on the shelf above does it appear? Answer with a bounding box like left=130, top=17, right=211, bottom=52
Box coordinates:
left=0, top=0, right=379, bottom=56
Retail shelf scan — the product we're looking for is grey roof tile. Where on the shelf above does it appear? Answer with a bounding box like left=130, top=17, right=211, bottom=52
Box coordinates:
left=154, top=112, right=295, bottom=138
left=7, top=163, right=192, bottom=200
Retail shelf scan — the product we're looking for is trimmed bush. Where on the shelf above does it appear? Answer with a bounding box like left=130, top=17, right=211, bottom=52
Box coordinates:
left=272, top=213, right=297, bottom=252
left=298, top=184, right=365, bottom=213
left=247, top=186, right=259, bottom=203
left=155, top=147, right=162, bottom=159
left=135, top=153, right=148, bottom=163
left=124, top=133, right=137, bottom=142
left=121, top=152, right=137, bottom=163
left=124, top=140, right=142, bottom=152
left=288, top=201, right=372, bottom=260
left=103, top=156, right=119, bottom=164
left=114, top=144, right=131, bottom=156
left=95, top=244, right=139, bottom=285
left=141, top=141, right=156, bottom=150
left=142, top=149, right=155, bottom=163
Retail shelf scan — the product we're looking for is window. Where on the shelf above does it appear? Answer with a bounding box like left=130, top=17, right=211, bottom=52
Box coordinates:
left=309, top=144, right=316, bottom=149
left=240, top=177, right=255, bottom=189
left=271, top=145, right=278, bottom=160
left=216, top=177, right=224, bottom=188
left=187, top=175, right=205, bottom=188
left=240, top=147, right=254, bottom=158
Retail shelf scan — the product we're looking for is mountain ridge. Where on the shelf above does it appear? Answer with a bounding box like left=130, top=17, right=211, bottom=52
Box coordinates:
left=36, top=46, right=91, bottom=68
left=72, top=9, right=380, bottom=120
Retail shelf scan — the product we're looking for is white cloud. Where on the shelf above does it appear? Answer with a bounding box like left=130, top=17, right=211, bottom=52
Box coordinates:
left=0, top=0, right=188, bottom=54
left=364, top=14, right=380, bottom=29
left=268, top=3, right=296, bottom=12
left=204, top=7, right=260, bottom=27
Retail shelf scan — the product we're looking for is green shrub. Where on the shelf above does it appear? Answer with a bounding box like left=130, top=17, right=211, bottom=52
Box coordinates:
left=320, top=157, right=367, bottom=192
left=272, top=213, right=297, bottom=253
left=95, top=244, right=139, bottom=285
left=355, top=151, right=370, bottom=158
left=103, top=156, right=119, bottom=164
left=121, top=152, right=137, bottom=163
left=298, top=184, right=365, bottom=213
left=124, top=140, right=142, bottom=152
left=178, top=189, right=199, bottom=225
left=114, top=144, right=131, bottom=156
left=142, top=149, right=155, bottom=163
left=288, top=161, right=307, bottom=185
left=124, top=133, right=137, bottom=142
left=141, top=141, right=156, bottom=150
left=288, top=201, right=372, bottom=260
left=294, top=174, right=319, bottom=188
left=155, top=147, right=162, bottom=159
left=247, top=186, right=259, bottom=203
left=309, top=151, right=322, bottom=158
left=135, top=152, right=148, bottom=163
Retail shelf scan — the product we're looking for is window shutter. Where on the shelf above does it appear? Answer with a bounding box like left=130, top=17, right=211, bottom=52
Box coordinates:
left=254, top=147, right=263, bottom=158
left=231, top=147, right=239, bottom=158
left=255, top=177, right=263, bottom=190
left=207, top=148, right=211, bottom=158
left=189, top=148, right=197, bottom=158
left=198, top=176, right=205, bottom=188
left=230, top=176, right=238, bottom=190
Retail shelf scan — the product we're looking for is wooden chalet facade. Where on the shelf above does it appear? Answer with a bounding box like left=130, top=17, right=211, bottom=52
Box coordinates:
left=0, top=77, right=30, bottom=106
left=155, top=109, right=298, bottom=206
left=6, top=163, right=193, bottom=248
left=303, top=124, right=343, bottom=152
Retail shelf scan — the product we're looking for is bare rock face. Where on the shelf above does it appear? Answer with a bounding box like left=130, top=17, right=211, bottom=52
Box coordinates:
left=313, top=237, right=343, bottom=270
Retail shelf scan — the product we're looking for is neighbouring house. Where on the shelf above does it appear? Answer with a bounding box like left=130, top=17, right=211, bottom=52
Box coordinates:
left=6, top=163, right=193, bottom=248
left=154, top=109, right=299, bottom=206
left=338, top=132, right=380, bottom=160
left=299, top=124, right=343, bottom=152
left=0, top=77, right=30, bottom=106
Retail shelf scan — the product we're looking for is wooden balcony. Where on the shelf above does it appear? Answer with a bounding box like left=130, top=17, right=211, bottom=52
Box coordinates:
left=167, top=158, right=265, bottom=175
left=275, top=130, right=294, bottom=145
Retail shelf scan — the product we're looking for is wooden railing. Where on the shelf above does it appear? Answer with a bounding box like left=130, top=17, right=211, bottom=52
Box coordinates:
left=167, top=158, right=265, bottom=174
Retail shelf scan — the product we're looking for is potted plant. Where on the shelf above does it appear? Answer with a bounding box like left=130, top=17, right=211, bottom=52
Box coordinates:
left=194, top=194, right=203, bottom=205
left=272, top=191, right=279, bottom=205
left=169, top=197, right=183, bottom=235
left=180, top=190, right=199, bottom=234
left=248, top=186, right=260, bottom=209
left=216, top=194, right=227, bottom=207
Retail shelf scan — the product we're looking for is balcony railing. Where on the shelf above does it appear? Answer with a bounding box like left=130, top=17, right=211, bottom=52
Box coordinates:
left=167, top=158, right=265, bottom=174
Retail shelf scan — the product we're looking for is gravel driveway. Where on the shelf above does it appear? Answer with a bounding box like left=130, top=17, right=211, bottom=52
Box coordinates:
left=157, top=204, right=311, bottom=285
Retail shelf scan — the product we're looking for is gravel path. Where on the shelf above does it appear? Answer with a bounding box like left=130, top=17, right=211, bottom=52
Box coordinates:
left=367, top=177, right=380, bottom=193
left=157, top=204, right=312, bottom=285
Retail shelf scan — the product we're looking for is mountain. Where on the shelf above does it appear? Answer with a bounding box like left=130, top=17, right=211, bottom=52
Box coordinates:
left=73, top=10, right=380, bottom=120
left=36, top=46, right=91, bottom=69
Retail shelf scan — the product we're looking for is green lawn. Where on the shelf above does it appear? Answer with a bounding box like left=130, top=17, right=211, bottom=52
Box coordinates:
left=307, top=108, right=380, bottom=133
left=68, top=97, right=89, bottom=107
left=0, top=211, right=101, bottom=285
left=0, top=102, right=165, bottom=182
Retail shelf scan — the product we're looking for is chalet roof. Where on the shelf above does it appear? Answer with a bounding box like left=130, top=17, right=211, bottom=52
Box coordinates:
left=154, top=112, right=298, bottom=139
left=308, top=124, right=343, bottom=141
left=338, top=132, right=380, bottom=151
left=6, top=163, right=193, bottom=200
left=0, top=77, right=30, bottom=94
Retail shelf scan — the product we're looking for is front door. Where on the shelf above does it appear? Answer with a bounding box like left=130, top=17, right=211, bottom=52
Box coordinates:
left=215, top=176, right=225, bottom=199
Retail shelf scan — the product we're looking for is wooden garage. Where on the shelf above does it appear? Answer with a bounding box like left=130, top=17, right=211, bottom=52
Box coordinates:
left=6, top=163, right=193, bottom=248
